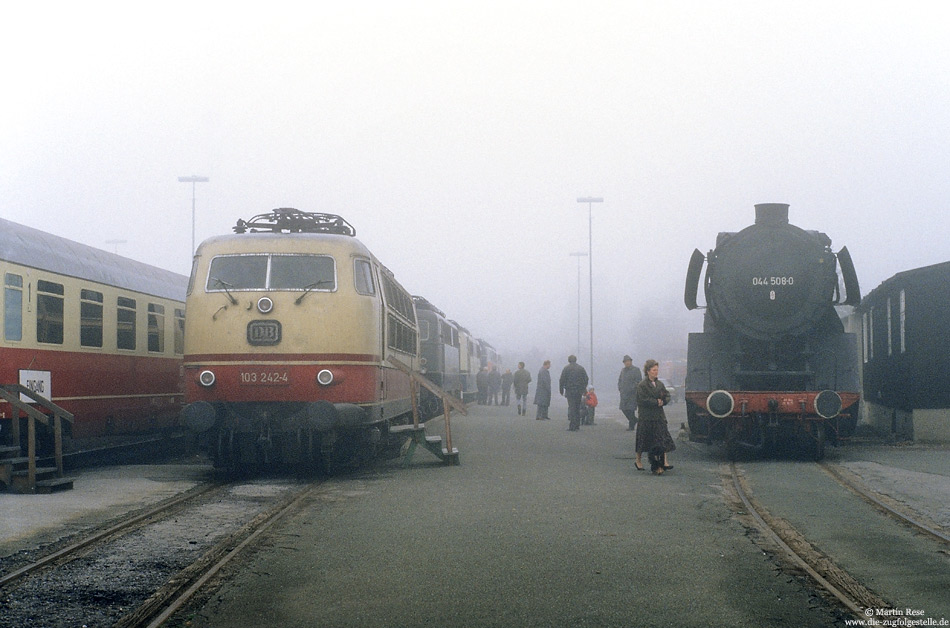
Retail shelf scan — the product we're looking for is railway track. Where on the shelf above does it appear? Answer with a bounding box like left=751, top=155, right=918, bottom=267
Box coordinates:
left=0, top=477, right=320, bottom=627
left=726, top=459, right=950, bottom=623
left=817, top=461, right=950, bottom=546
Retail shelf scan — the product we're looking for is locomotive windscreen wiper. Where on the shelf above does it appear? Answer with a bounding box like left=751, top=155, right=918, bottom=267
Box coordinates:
left=211, top=277, right=238, bottom=304
left=295, top=279, right=334, bottom=304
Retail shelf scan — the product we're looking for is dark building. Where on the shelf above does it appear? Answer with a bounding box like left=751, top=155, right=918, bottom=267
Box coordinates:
left=858, top=261, right=950, bottom=441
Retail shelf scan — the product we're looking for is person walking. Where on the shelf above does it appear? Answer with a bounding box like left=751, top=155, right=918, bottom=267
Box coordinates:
left=617, top=355, right=642, bottom=431
left=634, top=359, right=676, bottom=473
left=534, top=360, right=552, bottom=420
left=582, top=387, right=598, bottom=425
left=559, top=355, right=589, bottom=431
left=501, top=369, right=513, bottom=406
left=513, top=362, right=532, bottom=416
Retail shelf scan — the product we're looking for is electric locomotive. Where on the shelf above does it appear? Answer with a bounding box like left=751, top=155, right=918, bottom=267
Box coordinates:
left=683, top=203, right=861, bottom=459
left=180, top=208, right=421, bottom=471
left=413, top=296, right=461, bottom=418
left=453, top=322, right=480, bottom=403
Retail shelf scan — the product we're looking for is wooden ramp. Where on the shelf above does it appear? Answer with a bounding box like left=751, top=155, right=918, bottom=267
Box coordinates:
left=387, top=357, right=466, bottom=466
left=0, top=385, right=75, bottom=494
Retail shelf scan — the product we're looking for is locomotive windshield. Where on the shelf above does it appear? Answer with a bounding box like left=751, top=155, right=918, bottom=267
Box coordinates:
left=206, top=254, right=336, bottom=292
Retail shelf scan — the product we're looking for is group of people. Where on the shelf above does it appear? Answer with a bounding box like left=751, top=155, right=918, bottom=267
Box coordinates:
left=507, top=354, right=676, bottom=474
left=475, top=365, right=514, bottom=405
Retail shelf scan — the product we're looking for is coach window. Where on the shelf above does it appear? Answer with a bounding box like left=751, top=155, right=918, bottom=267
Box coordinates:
left=419, top=319, right=430, bottom=341
left=80, top=289, right=104, bottom=347
left=117, top=296, right=137, bottom=350
left=148, top=303, right=165, bottom=353
left=174, top=308, right=185, bottom=354
left=4, top=273, right=23, bottom=341
left=354, top=259, right=376, bottom=296
left=37, top=280, right=65, bottom=345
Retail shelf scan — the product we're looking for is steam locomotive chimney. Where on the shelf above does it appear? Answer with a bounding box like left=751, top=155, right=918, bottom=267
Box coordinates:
left=754, top=203, right=790, bottom=226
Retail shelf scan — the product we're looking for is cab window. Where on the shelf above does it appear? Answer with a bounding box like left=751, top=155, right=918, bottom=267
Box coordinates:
left=354, top=259, right=376, bottom=295
left=207, top=254, right=336, bottom=291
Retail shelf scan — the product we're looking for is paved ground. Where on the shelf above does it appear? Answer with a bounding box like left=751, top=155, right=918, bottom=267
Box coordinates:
left=2, top=399, right=945, bottom=628
left=183, top=401, right=849, bottom=628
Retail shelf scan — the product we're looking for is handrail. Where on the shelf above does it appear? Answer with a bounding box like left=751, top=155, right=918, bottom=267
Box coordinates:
left=0, top=385, right=74, bottom=492
left=387, top=356, right=467, bottom=454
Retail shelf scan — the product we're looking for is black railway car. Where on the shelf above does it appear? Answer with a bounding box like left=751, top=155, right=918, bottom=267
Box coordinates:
left=683, top=203, right=861, bottom=459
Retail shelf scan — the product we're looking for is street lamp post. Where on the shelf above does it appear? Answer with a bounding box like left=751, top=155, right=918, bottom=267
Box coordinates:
left=178, top=175, right=210, bottom=254
left=568, top=251, right=588, bottom=356
left=576, top=196, right=603, bottom=384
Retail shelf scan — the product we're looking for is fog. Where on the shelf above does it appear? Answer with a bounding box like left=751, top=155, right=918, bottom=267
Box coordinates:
left=3, top=2, right=949, bottom=384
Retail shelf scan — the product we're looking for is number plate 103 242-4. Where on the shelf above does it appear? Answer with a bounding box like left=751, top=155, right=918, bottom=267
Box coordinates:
left=239, top=371, right=290, bottom=386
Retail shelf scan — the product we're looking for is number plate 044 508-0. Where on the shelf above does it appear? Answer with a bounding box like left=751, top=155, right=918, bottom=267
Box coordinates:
left=247, top=320, right=281, bottom=346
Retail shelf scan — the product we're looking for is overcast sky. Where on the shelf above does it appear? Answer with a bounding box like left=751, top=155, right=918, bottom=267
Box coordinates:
left=3, top=1, right=948, bottom=381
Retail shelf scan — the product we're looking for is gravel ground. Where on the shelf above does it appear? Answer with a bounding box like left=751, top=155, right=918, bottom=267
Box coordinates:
left=0, top=480, right=298, bottom=628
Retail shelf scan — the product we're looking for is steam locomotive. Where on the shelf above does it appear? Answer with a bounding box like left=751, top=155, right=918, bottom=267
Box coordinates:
left=683, top=203, right=861, bottom=459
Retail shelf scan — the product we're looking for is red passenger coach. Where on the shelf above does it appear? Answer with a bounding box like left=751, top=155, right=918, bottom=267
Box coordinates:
left=180, top=209, right=421, bottom=471
left=0, top=217, right=187, bottom=443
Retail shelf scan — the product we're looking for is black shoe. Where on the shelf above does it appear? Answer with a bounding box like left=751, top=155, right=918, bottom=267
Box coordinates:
left=663, top=465, right=674, bottom=470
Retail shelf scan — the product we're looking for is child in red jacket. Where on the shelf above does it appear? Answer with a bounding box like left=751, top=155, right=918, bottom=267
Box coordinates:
left=583, top=387, right=598, bottom=425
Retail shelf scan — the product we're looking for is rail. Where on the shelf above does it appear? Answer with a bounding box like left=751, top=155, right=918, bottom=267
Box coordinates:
left=0, top=384, right=74, bottom=493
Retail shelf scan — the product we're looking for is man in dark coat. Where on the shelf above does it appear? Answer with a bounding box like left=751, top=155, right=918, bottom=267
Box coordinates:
left=533, top=360, right=552, bottom=420
left=559, top=355, right=589, bottom=431
left=512, top=362, right=532, bottom=415
left=617, top=354, right=642, bottom=431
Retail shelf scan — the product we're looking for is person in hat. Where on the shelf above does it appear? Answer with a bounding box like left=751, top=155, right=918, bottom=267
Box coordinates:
left=617, top=354, right=641, bottom=431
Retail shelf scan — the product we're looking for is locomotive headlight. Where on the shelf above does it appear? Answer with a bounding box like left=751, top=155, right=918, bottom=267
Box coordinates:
left=706, top=390, right=735, bottom=418
left=316, top=369, right=334, bottom=386
left=814, top=390, right=842, bottom=419
left=257, top=297, right=274, bottom=314
left=198, top=370, right=216, bottom=387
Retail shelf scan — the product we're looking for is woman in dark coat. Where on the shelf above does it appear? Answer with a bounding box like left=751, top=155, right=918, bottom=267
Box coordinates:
left=533, top=360, right=552, bottom=420
left=634, top=359, right=676, bottom=473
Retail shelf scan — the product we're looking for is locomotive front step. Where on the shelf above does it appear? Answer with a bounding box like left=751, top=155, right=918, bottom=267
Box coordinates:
left=393, top=424, right=460, bottom=466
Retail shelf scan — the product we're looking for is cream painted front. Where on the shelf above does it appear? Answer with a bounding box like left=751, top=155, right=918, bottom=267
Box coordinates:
left=184, top=232, right=382, bottom=357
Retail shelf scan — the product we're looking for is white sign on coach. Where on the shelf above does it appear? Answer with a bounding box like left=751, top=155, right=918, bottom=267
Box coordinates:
left=19, top=370, right=52, bottom=403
